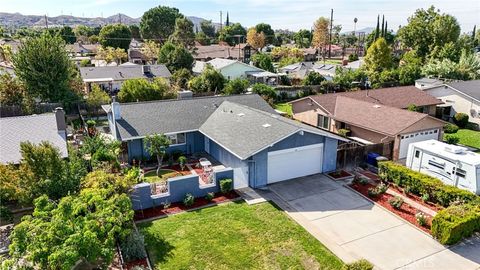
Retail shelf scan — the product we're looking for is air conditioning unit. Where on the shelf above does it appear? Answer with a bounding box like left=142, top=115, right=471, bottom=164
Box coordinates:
left=444, top=145, right=467, bottom=154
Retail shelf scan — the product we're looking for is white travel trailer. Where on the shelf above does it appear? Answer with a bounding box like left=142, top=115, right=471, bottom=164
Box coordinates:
left=406, top=140, right=480, bottom=195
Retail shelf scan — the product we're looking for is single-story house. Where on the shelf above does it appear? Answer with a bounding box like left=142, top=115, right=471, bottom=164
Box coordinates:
left=102, top=94, right=346, bottom=188
left=66, top=42, right=99, bottom=56
left=0, top=109, right=68, bottom=164
left=79, top=64, right=171, bottom=94
left=422, top=80, right=480, bottom=126
left=291, top=91, right=446, bottom=160
left=278, top=62, right=338, bottom=81
left=193, top=58, right=279, bottom=85
left=194, top=43, right=254, bottom=63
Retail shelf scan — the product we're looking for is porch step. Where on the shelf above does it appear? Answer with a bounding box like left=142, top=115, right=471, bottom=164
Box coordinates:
left=236, top=187, right=267, bottom=205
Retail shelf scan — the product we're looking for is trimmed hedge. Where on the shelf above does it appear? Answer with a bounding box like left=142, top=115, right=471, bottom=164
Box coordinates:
left=378, top=162, right=478, bottom=207
left=432, top=203, right=480, bottom=245
left=220, top=178, right=233, bottom=194
left=342, top=259, right=374, bottom=270
left=443, top=123, right=459, bottom=134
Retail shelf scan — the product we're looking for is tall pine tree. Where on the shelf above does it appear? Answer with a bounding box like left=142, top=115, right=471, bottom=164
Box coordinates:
left=384, top=21, right=388, bottom=38
left=381, top=15, right=385, bottom=38
left=226, top=12, right=230, bottom=27
left=374, top=15, right=380, bottom=40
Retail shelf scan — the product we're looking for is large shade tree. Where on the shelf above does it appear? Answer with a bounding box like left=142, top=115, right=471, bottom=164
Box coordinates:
left=98, top=24, right=131, bottom=51
left=13, top=32, right=75, bottom=103
left=118, top=78, right=175, bottom=103
left=188, top=65, right=225, bottom=93
left=4, top=186, right=133, bottom=269
left=218, top=23, right=247, bottom=46
left=311, top=17, right=330, bottom=59
left=157, top=41, right=194, bottom=72
left=200, top=20, right=216, bottom=38
left=140, top=6, right=184, bottom=40
left=255, top=23, right=275, bottom=45
left=169, top=17, right=195, bottom=48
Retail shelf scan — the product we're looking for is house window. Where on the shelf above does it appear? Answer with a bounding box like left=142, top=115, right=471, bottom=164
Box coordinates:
left=167, top=133, right=186, bottom=145
left=415, top=150, right=420, bottom=158
left=455, top=168, right=467, bottom=178
left=317, top=114, right=330, bottom=130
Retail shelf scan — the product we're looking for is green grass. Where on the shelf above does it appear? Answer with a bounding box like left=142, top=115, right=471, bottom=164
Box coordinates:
left=454, top=129, right=480, bottom=149
left=139, top=201, right=343, bottom=270
left=143, top=169, right=181, bottom=183
left=274, top=102, right=293, bottom=116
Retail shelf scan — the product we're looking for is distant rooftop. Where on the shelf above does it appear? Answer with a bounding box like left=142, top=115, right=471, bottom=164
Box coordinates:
left=79, top=64, right=171, bottom=81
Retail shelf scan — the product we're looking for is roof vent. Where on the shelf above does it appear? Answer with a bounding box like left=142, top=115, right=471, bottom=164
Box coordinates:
left=373, top=105, right=381, bottom=108
left=444, top=145, right=467, bottom=154
left=237, top=113, right=245, bottom=117
left=262, top=123, right=271, bottom=128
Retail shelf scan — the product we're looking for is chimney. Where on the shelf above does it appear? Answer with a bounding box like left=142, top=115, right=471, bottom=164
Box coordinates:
left=54, top=107, right=66, bottom=132
left=142, top=65, right=151, bottom=74
left=112, top=99, right=121, bottom=120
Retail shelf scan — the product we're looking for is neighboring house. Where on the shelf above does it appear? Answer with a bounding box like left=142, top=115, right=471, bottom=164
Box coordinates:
left=66, top=42, right=99, bottom=56
left=79, top=64, right=171, bottom=93
left=415, top=77, right=443, bottom=90
left=194, top=43, right=253, bottom=63
left=102, top=94, right=346, bottom=188
left=278, top=62, right=337, bottom=81
left=0, top=109, right=68, bottom=164
left=193, top=58, right=279, bottom=85
left=291, top=89, right=446, bottom=160
left=128, top=49, right=151, bottom=65
left=422, top=80, right=480, bottom=126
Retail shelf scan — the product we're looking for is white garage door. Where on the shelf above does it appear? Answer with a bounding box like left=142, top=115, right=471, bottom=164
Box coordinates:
left=399, top=129, right=439, bottom=159
left=267, top=143, right=323, bottom=184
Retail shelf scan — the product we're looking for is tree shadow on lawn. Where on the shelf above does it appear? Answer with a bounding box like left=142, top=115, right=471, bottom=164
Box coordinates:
left=142, top=231, right=175, bottom=265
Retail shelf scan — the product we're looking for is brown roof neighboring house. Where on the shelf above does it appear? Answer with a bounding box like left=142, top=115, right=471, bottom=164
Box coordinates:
left=194, top=43, right=253, bottom=61
left=332, top=96, right=443, bottom=136
left=304, top=86, right=443, bottom=113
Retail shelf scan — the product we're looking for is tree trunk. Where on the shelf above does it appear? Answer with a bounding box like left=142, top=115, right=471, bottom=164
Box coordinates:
left=156, top=154, right=163, bottom=176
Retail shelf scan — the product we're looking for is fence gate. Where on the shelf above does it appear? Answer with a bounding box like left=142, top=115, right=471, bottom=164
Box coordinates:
left=336, top=141, right=393, bottom=170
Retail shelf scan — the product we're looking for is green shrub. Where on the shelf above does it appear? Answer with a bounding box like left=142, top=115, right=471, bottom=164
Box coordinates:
left=205, top=192, right=215, bottom=201
left=444, top=123, right=459, bottom=134
left=453, top=113, right=469, bottom=128
left=416, top=212, right=428, bottom=227
left=445, top=134, right=460, bottom=145
left=342, top=259, right=374, bottom=270
left=378, top=162, right=477, bottom=207
left=120, top=230, right=147, bottom=262
left=431, top=203, right=480, bottom=245
left=178, top=156, right=187, bottom=170
left=337, top=129, right=350, bottom=137
left=183, top=193, right=195, bottom=207
left=0, top=206, right=13, bottom=224
left=389, top=196, right=404, bottom=209
left=348, top=53, right=359, bottom=62
left=367, top=183, right=388, bottom=197
left=421, top=193, right=430, bottom=202
left=86, top=119, right=96, bottom=128
left=219, top=178, right=233, bottom=194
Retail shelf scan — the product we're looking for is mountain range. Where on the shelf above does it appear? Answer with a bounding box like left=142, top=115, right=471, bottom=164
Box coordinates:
left=0, top=12, right=222, bottom=31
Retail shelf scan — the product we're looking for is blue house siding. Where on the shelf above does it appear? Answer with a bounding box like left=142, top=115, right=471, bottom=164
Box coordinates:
left=126, top=131, right=205, bottom=161
left=269, top=131, right=325, bottom=152
left=323, top=137, right=338, bottom=172
left=207, top=138, right=249, bottom=188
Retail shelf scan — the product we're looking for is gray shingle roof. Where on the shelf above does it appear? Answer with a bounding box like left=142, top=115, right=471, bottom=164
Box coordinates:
left=0, top=114, right=68, bottom=164
left=199, top=101, right=346, bottom=159
left=447, top=80, right=480, bottom=102
left=79, top=65, right=171, bottom=81
left=113, top=94, right=277, bottom=140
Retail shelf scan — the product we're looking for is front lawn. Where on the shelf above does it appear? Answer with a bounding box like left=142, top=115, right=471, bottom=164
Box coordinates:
left=139, top=201, right=343, bottom=270
left=274, top=102, right=292, bottom=116
left=455, top=129, right=480, bottom=149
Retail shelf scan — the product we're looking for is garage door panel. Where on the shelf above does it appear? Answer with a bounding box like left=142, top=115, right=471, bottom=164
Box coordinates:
left=399, top=130, right=439, bottom=159
left=268, top=144, right=323, bottom=184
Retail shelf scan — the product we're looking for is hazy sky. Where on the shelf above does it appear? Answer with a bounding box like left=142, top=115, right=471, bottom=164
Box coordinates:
left=1, top=0, right=479, bottom=32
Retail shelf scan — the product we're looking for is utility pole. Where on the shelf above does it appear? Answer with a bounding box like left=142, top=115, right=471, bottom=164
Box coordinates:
left=45, top=14, right=48, bottom=29
left=118, top=13, right=122, bottom=24
left=328, top=9, right=333, bottom=59
left=233, top=35, right=243, bottom=61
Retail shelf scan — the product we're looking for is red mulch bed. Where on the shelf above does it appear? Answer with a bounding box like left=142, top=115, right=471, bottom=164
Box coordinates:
left=388, top=185, right=443, bottom=212
left=125, top=258, right=149, bottom=270
left=134, top=191, right=239, bottom=221
left=327, top=170, right=353, bottom=179
left=350, top=182, right=432, bottom=234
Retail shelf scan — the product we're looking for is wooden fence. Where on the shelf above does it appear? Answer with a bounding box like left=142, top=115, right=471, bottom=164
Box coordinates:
left=336, top=141, right=393, bottom=170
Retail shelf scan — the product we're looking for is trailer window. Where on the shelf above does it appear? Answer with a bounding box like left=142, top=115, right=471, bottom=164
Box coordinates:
left=428, top=160, right=445, bottom=169
left=455, top=168, right=466, bottom=178
left=415, top=150, right=420, bottom=158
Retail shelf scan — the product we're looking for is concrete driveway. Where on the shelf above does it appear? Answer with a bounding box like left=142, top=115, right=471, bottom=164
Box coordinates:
left=267, top=174, right=480, bottom=270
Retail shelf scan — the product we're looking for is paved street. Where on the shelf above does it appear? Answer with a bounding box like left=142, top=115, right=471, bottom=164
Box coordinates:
left=265, top=174, right=480, bottom=270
